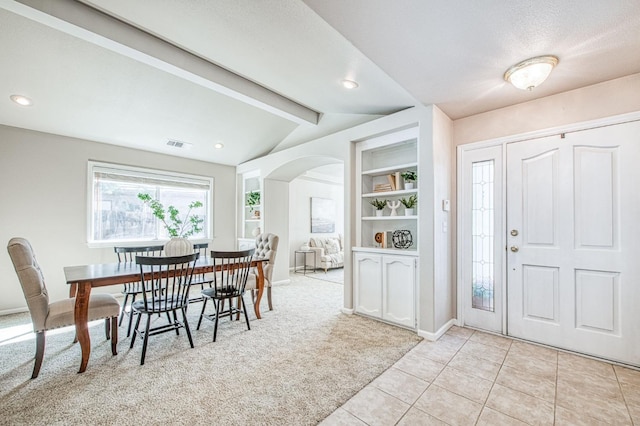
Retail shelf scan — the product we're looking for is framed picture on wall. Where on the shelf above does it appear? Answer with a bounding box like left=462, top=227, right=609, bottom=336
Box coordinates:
left=311, top=197, right=335, bottom=233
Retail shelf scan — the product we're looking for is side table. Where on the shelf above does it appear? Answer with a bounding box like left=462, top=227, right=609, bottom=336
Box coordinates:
left=294, top=250, right=316, bottom=275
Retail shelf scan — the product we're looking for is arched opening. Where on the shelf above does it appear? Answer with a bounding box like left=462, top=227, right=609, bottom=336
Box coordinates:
left=262, top=156, right=344, bottom=285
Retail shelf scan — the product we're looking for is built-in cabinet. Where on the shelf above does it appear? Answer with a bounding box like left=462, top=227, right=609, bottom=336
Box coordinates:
left=354, top=127, right=419, bottom=329
left=353, top=251, right=417, bottom=329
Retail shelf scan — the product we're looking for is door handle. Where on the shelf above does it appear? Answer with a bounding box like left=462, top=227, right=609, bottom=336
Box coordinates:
left=510, top=246, right=519, bottom=253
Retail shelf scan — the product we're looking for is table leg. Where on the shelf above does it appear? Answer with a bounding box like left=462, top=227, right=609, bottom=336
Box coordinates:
left=253, top=262, right=264, bottom=319
left=74, top=281, right=92, bottom=373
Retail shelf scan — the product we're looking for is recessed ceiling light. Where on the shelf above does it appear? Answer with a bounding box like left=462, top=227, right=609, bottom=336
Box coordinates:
left=214, top=143, right=224, bottom=149
left=10, top=94, right=33, bottom=106
left=504, top=55, right=559, bottom=91
left=342, top=79, right=359, bottom=89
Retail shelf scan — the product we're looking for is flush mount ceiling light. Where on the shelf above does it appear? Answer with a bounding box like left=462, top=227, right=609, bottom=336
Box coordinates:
left=10, top=94, right=33, bottom=106
left=214, top=143, right=224, bottom=149
left=341, top=79, right=359, bottom=89
left=504, top=55, right=559, bottom=91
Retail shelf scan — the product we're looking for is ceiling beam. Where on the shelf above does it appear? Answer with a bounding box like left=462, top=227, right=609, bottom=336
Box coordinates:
left=3, top=0, right=320, bottom=125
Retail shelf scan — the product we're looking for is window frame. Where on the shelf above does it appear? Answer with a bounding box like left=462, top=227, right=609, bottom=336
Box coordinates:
left=87, top=161, right=214, bottom=248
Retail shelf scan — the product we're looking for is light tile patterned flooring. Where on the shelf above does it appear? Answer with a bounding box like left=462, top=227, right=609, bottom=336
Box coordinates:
left=321, top=326, right=640, bottom=425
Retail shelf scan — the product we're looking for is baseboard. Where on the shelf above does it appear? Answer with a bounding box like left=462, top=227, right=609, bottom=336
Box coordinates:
left=0, top=307, right=29, bottom=316
left=417, top=318, right=456, bottom=341
left=341, top=307, right=354, bottom=315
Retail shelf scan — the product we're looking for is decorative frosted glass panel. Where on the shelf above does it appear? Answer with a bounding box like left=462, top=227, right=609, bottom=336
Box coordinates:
left=471, top=160, right=495, bottom=311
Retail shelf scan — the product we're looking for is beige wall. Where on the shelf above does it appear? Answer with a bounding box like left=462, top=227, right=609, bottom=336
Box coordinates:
left=454, top=73, right=640, bottom=146
left=0, top=125, right=236, bottom=314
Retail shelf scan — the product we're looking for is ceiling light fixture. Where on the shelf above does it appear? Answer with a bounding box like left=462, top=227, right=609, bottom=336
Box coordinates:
left=504, top=55, right=559, bottom=91
left=342, top=79, right=359, bottom=89
left=214, top=143, right=224, bottom=149
left=10, top=94, right=33, bottom=106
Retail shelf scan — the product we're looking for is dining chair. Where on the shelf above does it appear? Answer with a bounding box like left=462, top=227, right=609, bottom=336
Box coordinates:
left=188, top=242, right=214, bottom=305
left=196, top=249, right=255, bottom=342
left=245, top=233, right=279, bottom=310
left=7, top=237, right=120, bottom=378
left=113, top=245, right=164, bottom=337
left=130, top=252, right=198, bottom=365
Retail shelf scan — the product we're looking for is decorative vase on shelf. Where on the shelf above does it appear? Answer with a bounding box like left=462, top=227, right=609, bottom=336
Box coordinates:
left=375, top=210, right=384, bottom=217
left=405, top=208, right=414, bottom=216
left=252, top=226, right=261, bottom=237
left=164, top=237, right=193, bottom=256
left=404, top=182, right=414, bottom=190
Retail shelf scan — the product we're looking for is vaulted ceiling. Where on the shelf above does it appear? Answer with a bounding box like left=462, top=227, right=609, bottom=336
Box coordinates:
left=1, top=0, right=639, bottom=165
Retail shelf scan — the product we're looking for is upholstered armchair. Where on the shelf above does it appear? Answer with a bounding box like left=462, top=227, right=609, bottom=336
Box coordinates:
left=245, top=233, right=279, bottom=311
left=7, top=237, right=120, bottom=378
left=307, top=235, right=344, bottom=272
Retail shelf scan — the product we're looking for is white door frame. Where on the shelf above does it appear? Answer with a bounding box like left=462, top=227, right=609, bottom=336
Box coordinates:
left=456, top=111, right=640, bottom=332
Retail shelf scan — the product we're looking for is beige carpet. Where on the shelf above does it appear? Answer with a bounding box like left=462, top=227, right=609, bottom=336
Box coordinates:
left=0, top=274, right=420, bottom=425
left=305, top=267, right=344, bottom=284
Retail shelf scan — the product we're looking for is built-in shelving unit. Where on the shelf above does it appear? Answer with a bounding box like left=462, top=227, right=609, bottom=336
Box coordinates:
left=354, top=127, right=419, bottom=330
left=356, top=128, right=419, bottom=252
left=239, top=171, right=261, bottom=249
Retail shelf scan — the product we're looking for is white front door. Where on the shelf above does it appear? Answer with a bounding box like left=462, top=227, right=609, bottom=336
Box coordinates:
left=506, top=121, right=640, bottom=365
left=460, top=145, right=504, bottom=333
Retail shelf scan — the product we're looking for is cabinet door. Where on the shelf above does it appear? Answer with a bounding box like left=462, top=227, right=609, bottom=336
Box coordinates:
left=354, top=253, right=382, bottom=318
left=382, top=255, right=416, bottom=328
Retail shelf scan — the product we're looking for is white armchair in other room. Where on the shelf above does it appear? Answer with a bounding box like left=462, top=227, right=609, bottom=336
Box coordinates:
left=307, top=235, right=344, bottom=273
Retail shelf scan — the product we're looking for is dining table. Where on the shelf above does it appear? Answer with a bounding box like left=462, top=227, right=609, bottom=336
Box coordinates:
left=64, top=255, right=267, bottom=373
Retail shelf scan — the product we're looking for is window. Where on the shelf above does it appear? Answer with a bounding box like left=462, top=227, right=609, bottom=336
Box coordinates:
left=471, top=160, right=495, bottom=312
left=88, top=162, right=212, bottom=245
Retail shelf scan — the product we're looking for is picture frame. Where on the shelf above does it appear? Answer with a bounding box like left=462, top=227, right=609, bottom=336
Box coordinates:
left=311, top=197, right=335, bottom=233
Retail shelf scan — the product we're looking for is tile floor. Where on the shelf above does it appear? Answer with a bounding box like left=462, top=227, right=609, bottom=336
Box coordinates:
left=320, top=326, right=640, bottom=425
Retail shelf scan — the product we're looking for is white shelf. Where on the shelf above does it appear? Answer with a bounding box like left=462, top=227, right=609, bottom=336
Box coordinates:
left=352, top=246, right=418, bottom=256
left=363, top=189, right=417, bottom=198
left=362, top=215, right=417, bottom=221
left=362, top=162, right=417, bottom=177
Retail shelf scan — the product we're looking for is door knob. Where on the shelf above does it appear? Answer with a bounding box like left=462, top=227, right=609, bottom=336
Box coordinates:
left=510, top=246, right=519, bottom=252
left=510, top=229, right=519, bottom=236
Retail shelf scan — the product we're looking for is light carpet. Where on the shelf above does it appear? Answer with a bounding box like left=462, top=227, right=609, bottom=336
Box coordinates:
left=305, top=268, right=344, bottom=284
left=0, top=274, right=420, bottom=425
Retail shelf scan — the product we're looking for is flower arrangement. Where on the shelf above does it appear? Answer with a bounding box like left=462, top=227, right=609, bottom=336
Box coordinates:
left=138, top=193, right=204, bottom=238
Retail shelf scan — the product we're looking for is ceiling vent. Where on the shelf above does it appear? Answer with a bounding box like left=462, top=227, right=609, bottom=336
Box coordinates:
left=166, top=139, right=192, bottom=149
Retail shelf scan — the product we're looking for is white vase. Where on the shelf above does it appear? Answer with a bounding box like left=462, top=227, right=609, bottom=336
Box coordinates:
left=375, top=210, right=383, bottom=217
left=164, top=237, right=193, bottom=256
left=405, top=208, right=414, bottom=216
left=404, top=181, right=414, bottom=190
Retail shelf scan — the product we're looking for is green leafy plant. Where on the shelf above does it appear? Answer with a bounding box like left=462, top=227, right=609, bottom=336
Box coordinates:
left=138, top=193, right=204, bottom=238
left=369, top=198, right=387, bottom=210
left=247, top=191, right=261, bottom=212
left=401, top=170, right=417, bottom=182
left=400, top=194, right=418, bottom=208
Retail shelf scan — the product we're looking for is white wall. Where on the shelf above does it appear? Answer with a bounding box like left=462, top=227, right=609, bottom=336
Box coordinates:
left=0, top=125, right=236, bottom=314
left=288, top=176, right=344, bottom=267
left=263, top=178, right=289, bottom=282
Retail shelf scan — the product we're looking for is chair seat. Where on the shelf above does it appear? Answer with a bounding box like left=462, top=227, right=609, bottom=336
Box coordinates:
left=44, top=294, right=120, bottom=331
left=201, top=286, right=242, bottom=299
